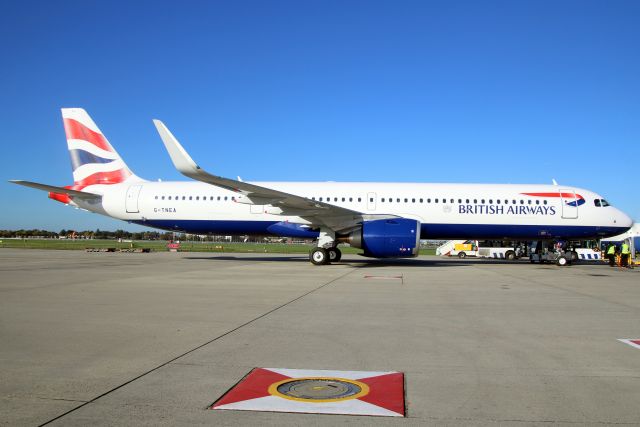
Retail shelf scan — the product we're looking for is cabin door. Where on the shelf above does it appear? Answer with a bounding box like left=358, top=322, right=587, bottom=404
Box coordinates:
left=560, top=188, right=578, bottom=219
left=125, top=185, right=142, bottom=213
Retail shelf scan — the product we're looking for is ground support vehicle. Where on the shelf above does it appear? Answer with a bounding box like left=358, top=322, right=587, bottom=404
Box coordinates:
left=529, top=241, right=572, bottom=266
left=448, top=240, right=525, bottom=260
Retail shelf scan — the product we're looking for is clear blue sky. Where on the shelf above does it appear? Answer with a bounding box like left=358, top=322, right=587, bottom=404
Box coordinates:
left=1, top=0, right=638, bottom=232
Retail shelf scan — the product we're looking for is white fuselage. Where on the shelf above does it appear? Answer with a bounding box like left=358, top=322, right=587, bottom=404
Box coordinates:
left=78, top=180, right=632, bottom=240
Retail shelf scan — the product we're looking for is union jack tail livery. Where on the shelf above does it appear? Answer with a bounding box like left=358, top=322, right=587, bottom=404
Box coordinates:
left=39, top=109, right=145, bottom=204
left=62, top=108, right=138, bottom=188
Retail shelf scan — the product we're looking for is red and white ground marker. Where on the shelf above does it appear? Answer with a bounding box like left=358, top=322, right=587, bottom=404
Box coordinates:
left=619, top=339, right=640, bottom=350
left=211, top=368, right=405, bottom=417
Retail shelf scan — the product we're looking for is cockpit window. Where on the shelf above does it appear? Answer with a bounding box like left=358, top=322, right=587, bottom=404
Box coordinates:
left=600, top=199, right=610, bottom=207
left=594, top=199, right=601, bottom=207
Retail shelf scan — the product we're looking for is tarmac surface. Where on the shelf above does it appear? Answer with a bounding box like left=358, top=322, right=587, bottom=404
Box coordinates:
left=1, top=248, right=639, bottom=426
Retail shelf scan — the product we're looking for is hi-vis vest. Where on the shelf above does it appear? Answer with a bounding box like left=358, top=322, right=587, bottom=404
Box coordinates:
left=621, top=243, right=630, bottom=254
left=607, top=245, right=616, bottom=255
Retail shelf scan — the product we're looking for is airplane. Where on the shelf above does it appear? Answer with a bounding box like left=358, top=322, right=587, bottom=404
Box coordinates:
left=11, top=108, right=633, bottom=265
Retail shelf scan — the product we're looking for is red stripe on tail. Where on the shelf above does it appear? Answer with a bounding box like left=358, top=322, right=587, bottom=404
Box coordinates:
left=74, top=169, right=131, bottom=187
left=63, top=118, right=112, bottom=152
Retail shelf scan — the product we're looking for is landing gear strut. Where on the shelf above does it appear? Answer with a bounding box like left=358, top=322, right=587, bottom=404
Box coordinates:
left=310, top=228, right=339, bottom=265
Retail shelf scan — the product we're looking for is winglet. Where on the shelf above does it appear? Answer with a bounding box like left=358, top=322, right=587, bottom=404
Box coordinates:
left=152, top=119, right=201, bottom=178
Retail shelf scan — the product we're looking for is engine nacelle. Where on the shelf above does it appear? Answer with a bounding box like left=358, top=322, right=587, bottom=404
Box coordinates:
left=344, top=218, right=420, bottom=258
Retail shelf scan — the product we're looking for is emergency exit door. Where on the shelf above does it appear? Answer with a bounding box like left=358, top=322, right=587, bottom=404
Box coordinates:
left=560, top=188, right=578, bottom=219
left=126, top=185, right=142, bottom=213
left=367, top=192, right=377, bottom=211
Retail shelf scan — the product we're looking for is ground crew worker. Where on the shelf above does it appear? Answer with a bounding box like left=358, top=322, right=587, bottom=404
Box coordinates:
left=621, top=241, right=631, bottom=268
left=607, top=243, right=616, bottom=267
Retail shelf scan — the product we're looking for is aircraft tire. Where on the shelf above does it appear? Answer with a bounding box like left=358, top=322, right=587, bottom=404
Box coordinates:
left=310, top=248, right=330, bottom=265
left=328, top=247, right=342, bottom=262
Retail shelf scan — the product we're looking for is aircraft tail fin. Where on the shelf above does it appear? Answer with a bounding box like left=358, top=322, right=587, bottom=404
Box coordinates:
left=61, top=108, right=142, bottom=188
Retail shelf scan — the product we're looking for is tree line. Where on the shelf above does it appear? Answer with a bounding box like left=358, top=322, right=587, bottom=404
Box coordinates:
left=0, top=229, right=173, bottom=240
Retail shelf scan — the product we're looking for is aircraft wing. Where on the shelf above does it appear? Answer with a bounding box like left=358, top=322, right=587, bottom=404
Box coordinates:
left=9, top=180, right=102, bottom=201
left=153, top=120, right=395, bottom=231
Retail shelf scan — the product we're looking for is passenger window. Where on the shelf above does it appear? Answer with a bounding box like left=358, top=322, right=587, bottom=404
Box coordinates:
left=412, top=198, right=415, bottom=203
left=189, top=196, right=192, bottom=200
left=342, top=197, right=345, bottom=202
left=224, top=196, right=228, bottom=201
left=527, top=200, right=531, bottom=205
left=450, top=199, right=454, bottom=203
left=496, top=200, right=501, bottom=204
left=466, top=199, right=470, bottom=203
left=196, top=196, right=199, bottom=200
left=217, top=196, right=221, bottom=200
left=349, top=197, right=353, bottom=202
left=458, top=199, right=462, bottom=203
left=543, top=200, right=547, bottom=205
left=535, top=200, right=539, bottom=205
left=396, top=198, right=400, bottom=202
left=382, top=198, right=385, bottom=202
left=419, top=198, right=423, bottom=203
left=488, top=199, right=492, bottom=204
left=404, top=198, right=408, bottom=203
left=481, top=199, right=485, bottom=204
left=161, top=196, right=165, bottom=200
left=334, top=197, right=338, bottom=202
left=473, top=199, right=477, bottom=203
left=370, top=198, right=374, bottom=202
left=358, top=198, right=362, bottom=202
left=155, top=196, right=158, bottom=200
left=520, top=200, right=524, bottom=204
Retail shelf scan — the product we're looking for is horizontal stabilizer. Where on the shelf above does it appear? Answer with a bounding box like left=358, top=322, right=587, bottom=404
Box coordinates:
left=9, top=180, right=102, bottom=201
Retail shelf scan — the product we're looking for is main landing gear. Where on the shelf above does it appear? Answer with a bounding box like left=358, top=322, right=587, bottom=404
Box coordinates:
left=309, top=228, right=341, bottom=265
left=309, top=247, right=342, bottom=265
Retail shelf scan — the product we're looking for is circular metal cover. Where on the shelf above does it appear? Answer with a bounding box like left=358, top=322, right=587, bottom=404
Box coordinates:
left=268, top=377, right=370, bottom=402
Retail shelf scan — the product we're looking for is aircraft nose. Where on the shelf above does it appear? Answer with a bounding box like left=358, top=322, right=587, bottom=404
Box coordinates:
left=616, top=209, right=633, bottom=230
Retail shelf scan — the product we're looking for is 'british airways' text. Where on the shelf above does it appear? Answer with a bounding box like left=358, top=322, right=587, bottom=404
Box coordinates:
left=458, top=205, right=556, bottom=215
